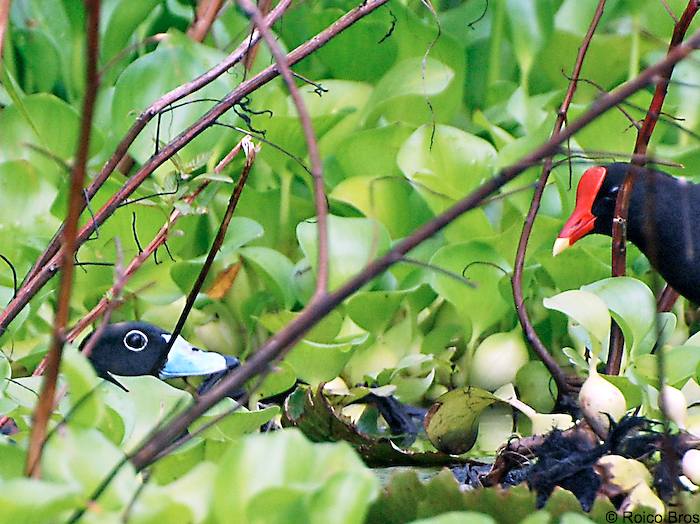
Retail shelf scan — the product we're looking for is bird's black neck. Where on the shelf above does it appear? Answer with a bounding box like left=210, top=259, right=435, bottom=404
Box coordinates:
left=594, top=166, right=700, bottom=303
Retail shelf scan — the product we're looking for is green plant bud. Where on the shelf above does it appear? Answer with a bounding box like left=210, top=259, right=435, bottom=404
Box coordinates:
left=516, top=361, right=557, bottom=413
left=468, top=329, right=529, bottom=391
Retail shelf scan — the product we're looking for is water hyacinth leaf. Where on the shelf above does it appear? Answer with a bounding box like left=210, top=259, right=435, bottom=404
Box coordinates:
left=410, top=512, right=497, bottom=524
left=424, top=387, right=499, bottom=455
left=254, top=362, right=298, bottom=401
left=258, top=309, right=344, bottom=344
left=239, top=246, right=295, bottom=309
left=582, top=277, right=656, bottom=356
left=285, top=339, right=358, bottom=386
left=334, top=123, right=414, bottom=179
left=345, top=290, right=405, bottom=333
left=0, top=352, right=10, bottom=395
left=122, top=481, right=194, bottom=524
left=0, top=478, right=81, bottom=524
left=343, top=314, right=415, bottom=386
left=160, top=462, right=217, bottom=523
left=190, top=398, right=279, bottom=441
left=472, top=403, right=514, bottom=455
left=430, top=241, right=511, bottom=344
left=58, top=346, right=104, bottom=429
left=0, top=93, right=103, bottom=169
left=505, top=0, right=554, bottom=90
left=101, top=0, right=161, bottom=65
left=12, top=28, right=60, bottom=93
left=633, top=346, right=700, bottom=388
left=213, top=429, right=379, bottom=524
left=42, top=426, right=138, bottom=509
left=111, top=31, right=236, bottom=169
left=283, top=386, right=454, bottom=467
left=397, top=124, right=497, bottom=199
left=363, top=58, right=458, bottom=126
left=262, top=80, right=373, bottom=165
left=543, top=290, right=610, bottom=353
left=330, top=175, right=416, bottom=238
left=0, top=439, right=25, bottom=478
left=101, top=375, right=190, bottom=451
left=297, top=215, right=391, bottom=292
left=537, top=245, right=611, bottom=292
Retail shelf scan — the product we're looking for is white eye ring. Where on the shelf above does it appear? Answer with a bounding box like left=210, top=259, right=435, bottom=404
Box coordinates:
left=123, top=330, right=148, bottom=352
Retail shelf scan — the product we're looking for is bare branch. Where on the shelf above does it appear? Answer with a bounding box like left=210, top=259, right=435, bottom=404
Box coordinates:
left=25, top=0, right=101, bottom=477
left=166, top=137, right=257, bottom=348
left=187, top=0, right=224, bottom=43
left=511, top=0, right=607, bottom=395
left=238, top=0, right=329, bottom=299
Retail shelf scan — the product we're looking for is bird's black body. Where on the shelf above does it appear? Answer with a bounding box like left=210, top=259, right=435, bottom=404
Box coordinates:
left=82, top=321, right=238, bottom=389
left=588, top=163, right=700, bottom=303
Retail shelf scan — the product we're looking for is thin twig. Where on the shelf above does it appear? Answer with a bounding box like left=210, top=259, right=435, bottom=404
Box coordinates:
left=511, top=0, right=607, bottom=395
left=607, top=0, right=699, bottom=376
left=0, top=253, right=17, bottom=299
left=129, top=31, right=700, bottom=469
left=187, top=0, right=224, bottom=42
left=14, top=0, right=292, bottom=301
left=243, top=0, right=272, bottom=71
left=238, top=0, right=329, bottom=299
left=0, top=0, right=386, bottom=339
left=165, top=138, right=257, bottom=351
left=25, top=0, right=101, bottom=477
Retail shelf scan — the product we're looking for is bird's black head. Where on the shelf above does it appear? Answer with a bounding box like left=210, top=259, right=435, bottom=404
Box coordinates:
left=82, top=321, right=238, bottom=387
left=553, top=163, right=654, bottom=254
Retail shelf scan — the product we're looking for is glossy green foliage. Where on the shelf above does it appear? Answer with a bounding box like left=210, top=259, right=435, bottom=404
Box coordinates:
left=2, top=0, right=699, bottom=521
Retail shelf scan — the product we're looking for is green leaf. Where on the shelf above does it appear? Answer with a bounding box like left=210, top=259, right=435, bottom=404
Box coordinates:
left=296, top=215, right=391, bottom=292
left=213, top=429, right=379, bottom=524
left=430, top=241, right=511, bottom=343
left=345, top=291, right=405, bottom=333
left=424, top=386, right=498, bottom=455
left=101, top=0, right=161, bottom=64
left=409, top=512, right=496, bottom=524
left=582, top=277, right=656, bottom=356
left=111, top=31, right=236, bottom=169
left=543, top=290, right=611, bottom=354
left=239, top=246, right=295, bottom=309
left=0, top=478, right=80, bottom=524
left=0, top=94, right=103, bottom=173
left=505, top=0, right=554, bottom=90
left=363, top=57, right=458, bottom=126
left=190, top=398, right=279, bottom=441
left=285, top=339, right=358, bottom=386
left=0, top=352, right=10, bottom=395
left=397, top=124, right=497, bottom=242
left=58, top=346, right=104, bottom=429
left=101, top=376, right=190, bottom=452
left=43, top=426, right=138, bottom=510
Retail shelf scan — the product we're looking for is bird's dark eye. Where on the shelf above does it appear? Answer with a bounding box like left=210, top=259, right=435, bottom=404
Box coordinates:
left=123, top=330, right=148, bottom=352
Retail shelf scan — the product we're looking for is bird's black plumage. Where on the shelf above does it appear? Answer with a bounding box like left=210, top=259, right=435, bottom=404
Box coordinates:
left=558, top=163, right=700, bottom=303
